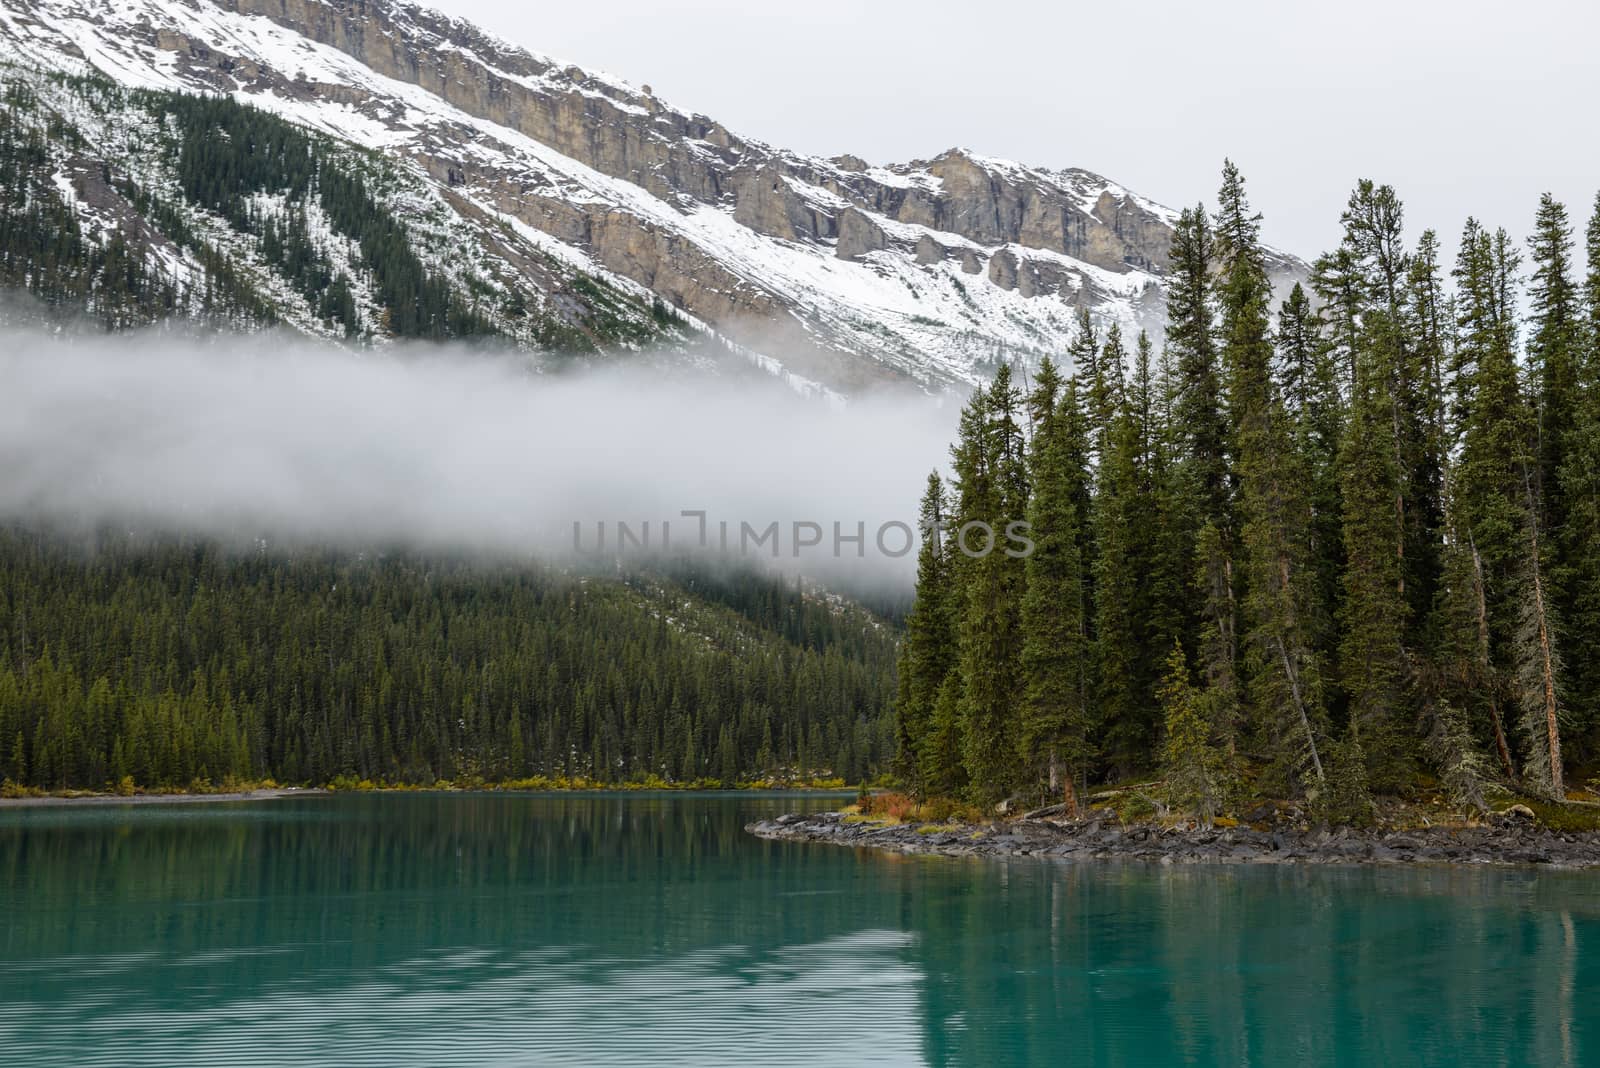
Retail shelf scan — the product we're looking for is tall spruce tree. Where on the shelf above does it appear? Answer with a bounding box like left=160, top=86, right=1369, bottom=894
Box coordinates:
left=1168, top=205, right=1230, bottom=527
left=1557, top=195, right=1600, bottom=748
left=897, top=472, right=957, bottom=791
left=1137, top=331, right=1190, bottom=679
left=1167, top=202, right=1238, bottom=744
left=1068, top=309, right=1104, bottom=451
left=1091, top=332, right=1149, bottom=773
left=953, top=365, right=1029, bottom=801
left=1338, top=336, right=1412, bottom=788
left=1405, top=228, right=1454, bottom=573
left=1310, top=241, right=1365, bottom=397
left=1277, top=283, right=1345, bottom=703
left=1525, top=196, right=1588, bottom=748
left=1528, top=194, right=1582, bottom=525
left=1216, top=162, right=1327, bottom=790
left=1019, top=359, right=1092, bottom=810
left=1455, top=221, right=1566, bottom=795
left=1426, top=475, right=1498, bottom=805
left=1411, top=225, right=1501, bottom=790
left=1065, top=312, right=1102, bottom=631
left=1342, top=182, right=1442, bottom=640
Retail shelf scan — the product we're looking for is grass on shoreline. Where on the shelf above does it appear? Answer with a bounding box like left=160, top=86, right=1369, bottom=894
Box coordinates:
left=0, top=772, right=855, bottom=802
left=841, top=784, right=1600, bottom=836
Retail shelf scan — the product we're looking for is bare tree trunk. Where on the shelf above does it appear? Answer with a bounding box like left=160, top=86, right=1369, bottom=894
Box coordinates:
left=1521, top=475, right=1564, bottom=796
left=1392, top=392, right=1407, bottom=600
left=1523, top=505, right=1561, bottom=796
left=1274, top=550, right=1323, bottom=783
left=1470, top=537, right=1516, bottom=779
left=1530, top=556, right=1564, bottom=795
left=1061, top=767, right=1079, bottom=819
left=1276, top=635, right=1324, bottom=782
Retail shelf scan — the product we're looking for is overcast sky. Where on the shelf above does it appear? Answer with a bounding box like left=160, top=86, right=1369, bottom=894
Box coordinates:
left=433, top=0, right=1597, bottom=261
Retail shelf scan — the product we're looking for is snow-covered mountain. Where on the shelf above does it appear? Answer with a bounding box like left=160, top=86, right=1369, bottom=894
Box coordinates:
left=0, top=0, right=1307, bottom=391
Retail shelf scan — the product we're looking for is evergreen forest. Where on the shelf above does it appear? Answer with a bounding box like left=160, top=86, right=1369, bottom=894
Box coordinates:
left=896, top=165, right=1600, bottom=822
left=0, top=532, right=897, bottom=792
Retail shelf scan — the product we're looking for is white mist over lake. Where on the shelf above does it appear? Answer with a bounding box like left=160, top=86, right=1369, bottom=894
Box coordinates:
left=0, top=327, right=961, bottom=584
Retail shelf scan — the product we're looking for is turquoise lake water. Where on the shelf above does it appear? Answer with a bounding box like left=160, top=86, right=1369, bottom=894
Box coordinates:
left=2, top=791, right=1597, bottom=1066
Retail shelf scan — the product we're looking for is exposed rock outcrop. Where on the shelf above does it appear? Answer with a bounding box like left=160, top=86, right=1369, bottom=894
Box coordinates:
left=835, top=208, right=887, bottom=260
left=733, top=166, right=833, bottom=243
left=987, top=248, right=1018, bottom=291
left=914, top=235, right=947, bottom=264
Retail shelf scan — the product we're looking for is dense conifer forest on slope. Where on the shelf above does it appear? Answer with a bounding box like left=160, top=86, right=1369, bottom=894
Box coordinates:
left=0, top=531, right=898, bottom=792
left=0, top=66, right=672, bottom=347
left=897, top=164, right=1600, bottom=822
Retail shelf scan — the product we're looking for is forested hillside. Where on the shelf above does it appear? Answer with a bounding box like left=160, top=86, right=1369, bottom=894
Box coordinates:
left=898, top=165, right=1600, bottom=822
left=0, top=63, right=675, bottom=348
left=0, top=530, right=897, bottom=791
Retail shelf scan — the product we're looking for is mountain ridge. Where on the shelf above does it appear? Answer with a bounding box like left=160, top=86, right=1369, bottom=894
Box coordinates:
left=0, top=0, right=1309, bottom=390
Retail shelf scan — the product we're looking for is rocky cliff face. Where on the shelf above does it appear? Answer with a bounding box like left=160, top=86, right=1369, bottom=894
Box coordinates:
left=0, top=0, right=1308, bottom=391
left=206, top=0, right=1180, bottom=272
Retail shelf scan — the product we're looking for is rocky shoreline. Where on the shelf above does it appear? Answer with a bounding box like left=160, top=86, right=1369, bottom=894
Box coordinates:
left=747, top=810, right=1600, bottom=869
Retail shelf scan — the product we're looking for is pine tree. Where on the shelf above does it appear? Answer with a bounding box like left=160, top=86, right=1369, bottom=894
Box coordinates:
left=953, top=366, right=1029, bottom=801
left=1277, top=283, right=1344, bottom=696
left=1134, top=331, right=1188, bottom=673
left=1526, top=196, right=1588, bottom=745
left=1026, top=354, right=1065, bottom=435
left=1557, top=194, right=1600, bottom=746
left=1019, top=358, right=1091, bottom=810
left=1528, top=194, right=1582, bottom=525
left=1423, top=511, right=1497, bottom=805
left=896, top=472, right=957, bottom=790
left=1515, top=492, right=1565, bottom=798
left=922, top=675, right=966, bottom=798
left=1158, top=641, right=1222, bottom=826
left=1405, top=229, right=1454, bottom=617
left=1431, top=464, right=1515, bottom=782
left=1085, top=323, right=1116, bottom=464
left=1091, top=350, right=1146, bottom=773
left=1275, top=284, right=1324, bottom=417
left=1168, top=200, right=1237, bottom=748
left=1341, top=182, right=1442, bottom=640
left=1217, top=161, right=1327, bottom=791
left=1455, top=222, right=1531, bottom=641
left=1338, top=338, right=1411, bottom=788
left=1320, top=184, right=1457, bottom=789
left=1168, top=205, right=1229, bottom=527
left=1416, top=221, right=1503, bottom=790
left=1058, top=375, right=1098, bottom=630
left=1455, top=220, right=1567, bottom=795
left=1311, top=244, right=1365, bottom=396
left=1215, top=158, right=1271, bottom=443
left=1063, top=316, right=1102, bottom=634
